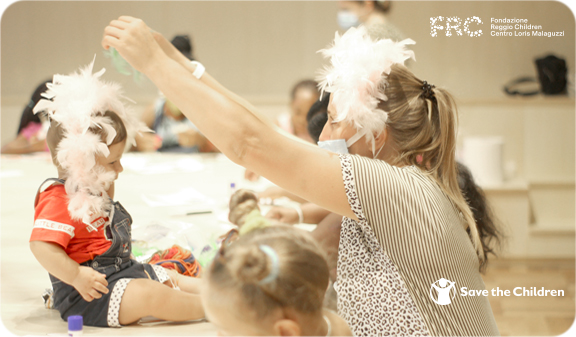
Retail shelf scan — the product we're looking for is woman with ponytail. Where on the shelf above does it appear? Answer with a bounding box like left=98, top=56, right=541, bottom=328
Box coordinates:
left=102, top=20, right=500, bottom=336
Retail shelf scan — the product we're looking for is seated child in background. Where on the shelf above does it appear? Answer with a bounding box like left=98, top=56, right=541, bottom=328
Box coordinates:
left=1, top=80, right=51, bottom=154
left=202, top=225, right=352, bottom=336
left=276, top=79, right=320, bottom=144
left=29, top=60, right=204, bottom=327
left=133, top=34, right=217, bottom=153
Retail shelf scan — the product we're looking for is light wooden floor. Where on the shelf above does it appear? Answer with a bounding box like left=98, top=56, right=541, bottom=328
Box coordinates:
left=482, top=258, right=575, bottom=336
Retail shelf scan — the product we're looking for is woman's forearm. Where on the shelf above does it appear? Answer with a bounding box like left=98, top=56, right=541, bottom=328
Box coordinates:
left=143, top=55, right=270, bottom=165
left=153, top=32, right=275, bottom=130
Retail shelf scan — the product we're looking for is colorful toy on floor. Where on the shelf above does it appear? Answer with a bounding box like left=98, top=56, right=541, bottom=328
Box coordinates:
left=148, top=245, right=201, bottom=277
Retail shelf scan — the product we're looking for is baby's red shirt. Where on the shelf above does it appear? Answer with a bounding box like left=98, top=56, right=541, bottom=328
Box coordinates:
left=30, top=184, right=112, bottom=264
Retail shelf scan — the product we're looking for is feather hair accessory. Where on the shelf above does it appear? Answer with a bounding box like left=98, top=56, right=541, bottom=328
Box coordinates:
left=33, top=56, right=149, bottom=223
left=316, top=26, right=415, bottom=143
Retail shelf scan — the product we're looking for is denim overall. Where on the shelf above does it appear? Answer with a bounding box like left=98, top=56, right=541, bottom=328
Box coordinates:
left=35, top=178, right=161, bottom=327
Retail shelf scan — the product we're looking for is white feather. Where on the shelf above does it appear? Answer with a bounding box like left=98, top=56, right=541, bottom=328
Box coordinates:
left=316, top=26, right=416, bottom=142
left=34, top=57, right=149, bottom=220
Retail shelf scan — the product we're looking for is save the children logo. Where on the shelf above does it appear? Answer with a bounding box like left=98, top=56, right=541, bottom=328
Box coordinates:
left=430, top=278, right=457, bottom=305
left=429, top=278, right=566, bottom=306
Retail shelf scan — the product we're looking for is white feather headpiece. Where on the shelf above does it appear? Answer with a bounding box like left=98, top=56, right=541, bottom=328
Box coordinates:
left=34, top=57, right=149, bottom=223
left=317, top=26, right=415, bottom=142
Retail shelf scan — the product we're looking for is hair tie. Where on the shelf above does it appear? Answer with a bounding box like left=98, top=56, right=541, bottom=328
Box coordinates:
left=258, top=245, right=280, bottom=285
left=422, top=80, right=436, bottom=100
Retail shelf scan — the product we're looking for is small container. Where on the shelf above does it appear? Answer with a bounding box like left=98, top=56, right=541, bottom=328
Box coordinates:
left=68, top=315, right=83, bottom=336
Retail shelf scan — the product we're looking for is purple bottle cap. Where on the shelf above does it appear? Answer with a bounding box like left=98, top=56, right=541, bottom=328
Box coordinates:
left=68, top=315, right=83, bottom=331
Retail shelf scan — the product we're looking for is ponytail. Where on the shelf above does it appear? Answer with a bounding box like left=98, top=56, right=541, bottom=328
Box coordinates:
left=380, top=64, right=494, bottom=268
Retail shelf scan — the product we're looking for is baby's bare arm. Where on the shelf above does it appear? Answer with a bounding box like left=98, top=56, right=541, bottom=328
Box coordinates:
left=30, top=241, right=109, bottom=301
left=164, top=268, right=202, bottom=294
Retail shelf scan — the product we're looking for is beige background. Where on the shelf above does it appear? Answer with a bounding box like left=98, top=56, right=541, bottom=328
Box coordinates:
left=1, top=1, right=574, bottom=132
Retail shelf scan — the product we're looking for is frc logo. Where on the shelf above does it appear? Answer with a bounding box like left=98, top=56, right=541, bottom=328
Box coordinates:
left=430, top=278, right=457, bottom=305
left=430, top=16, right=483, bottom=37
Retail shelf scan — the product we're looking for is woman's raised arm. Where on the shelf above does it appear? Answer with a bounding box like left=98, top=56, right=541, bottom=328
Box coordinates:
left=102, top=16, right=357, bottom=220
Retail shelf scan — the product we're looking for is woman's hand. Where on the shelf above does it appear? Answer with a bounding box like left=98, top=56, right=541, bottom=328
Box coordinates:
left=101, top=16, right=165, bottom=73
left=71, top=266, right=109, bottom=302
left=151, top=31, right=190, bottom=65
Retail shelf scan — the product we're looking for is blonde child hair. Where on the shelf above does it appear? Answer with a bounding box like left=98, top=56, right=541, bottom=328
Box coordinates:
left=202, top=225, right=352, bottom=336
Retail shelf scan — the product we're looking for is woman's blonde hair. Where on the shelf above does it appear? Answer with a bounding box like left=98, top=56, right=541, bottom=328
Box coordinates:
left=380, top=64, right=486, bottom=267
left=205, top=225, right=329, bottom=318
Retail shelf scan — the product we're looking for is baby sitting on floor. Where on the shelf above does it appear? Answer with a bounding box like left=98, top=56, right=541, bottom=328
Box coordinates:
left=29, top=59, right=204, bottom=327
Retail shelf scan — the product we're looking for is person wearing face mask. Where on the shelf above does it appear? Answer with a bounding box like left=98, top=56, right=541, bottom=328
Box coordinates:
left=337, top=1, right=404, bottom=42
left=103, top=20, right=500, bottom=336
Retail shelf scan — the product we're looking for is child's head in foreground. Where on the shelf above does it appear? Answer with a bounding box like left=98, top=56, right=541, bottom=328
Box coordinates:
left=36, top=58, right=146, bottom=221
left=201, top=225, right=330, bottom=336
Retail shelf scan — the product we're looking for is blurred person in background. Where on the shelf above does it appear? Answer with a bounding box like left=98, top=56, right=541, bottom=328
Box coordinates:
left=133, top=34, right=217, bottom=153
left=276, top=79, right=320, bottom=144
left=306, top=93, right=329, bottom=144
left=337, top=0, right=404, bottom=41
left=2, top=80, right=51, bottom=154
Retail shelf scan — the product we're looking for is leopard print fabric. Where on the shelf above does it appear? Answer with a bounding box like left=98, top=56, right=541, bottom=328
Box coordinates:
left=336, top=154, right=431, bottom=337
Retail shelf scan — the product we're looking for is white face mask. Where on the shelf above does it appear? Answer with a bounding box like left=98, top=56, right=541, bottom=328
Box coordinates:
left=318, top=129, right=386, bottom=159
left=317, top=139, right=349, bottom=154
left=337, top=10, right=360, bottom=30
left=318, top=129, right=366, bottom=155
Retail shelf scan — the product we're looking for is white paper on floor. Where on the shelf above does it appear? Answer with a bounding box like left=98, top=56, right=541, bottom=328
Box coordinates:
left=0, top=170, right=23, bottom=178
left=122, top=155, right=205, bottom=175
left=141, top=187, right=212, bottom=207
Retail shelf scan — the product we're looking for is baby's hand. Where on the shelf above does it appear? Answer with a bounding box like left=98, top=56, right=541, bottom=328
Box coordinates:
left=71, top=266, right=109, bottom=302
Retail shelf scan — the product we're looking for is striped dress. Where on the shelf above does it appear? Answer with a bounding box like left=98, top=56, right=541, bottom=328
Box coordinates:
left=335, top=154, right=500, bottom=336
